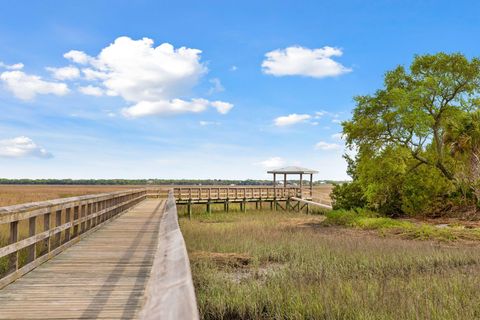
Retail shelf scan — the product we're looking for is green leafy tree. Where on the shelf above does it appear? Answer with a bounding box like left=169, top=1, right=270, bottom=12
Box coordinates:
left=339, top=53, right=480, bottom=215
left=344, top=53, right=480, bottom=181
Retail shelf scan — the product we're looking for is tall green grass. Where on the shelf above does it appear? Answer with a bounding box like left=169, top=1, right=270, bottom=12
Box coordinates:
left=181, top=210, right=480, bottom=319
left=323, top=209, right=480, bottom=241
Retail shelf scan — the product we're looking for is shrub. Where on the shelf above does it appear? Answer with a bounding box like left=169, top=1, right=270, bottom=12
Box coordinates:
left=331, top=181, right=366, bottom=210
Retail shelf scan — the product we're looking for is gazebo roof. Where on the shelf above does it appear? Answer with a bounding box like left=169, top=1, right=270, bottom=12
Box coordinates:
left=267, top=166, right=318, bottom=174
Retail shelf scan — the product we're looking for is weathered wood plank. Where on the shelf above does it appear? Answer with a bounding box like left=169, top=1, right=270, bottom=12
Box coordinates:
left=0, top=199, right=166, bottom=319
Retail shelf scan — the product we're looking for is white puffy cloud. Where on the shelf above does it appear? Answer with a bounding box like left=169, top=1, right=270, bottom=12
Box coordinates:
left=0, top=71, right=69, bottom=100
left=262, top=46, right=351, bottom=78
left=211, top=101, right=233, bottom=114
left=258, top=157, right=285, bottom=168
left=0, top=62, right=24, bottom=70
left=121, top=98, right=210, bottom=118
left=274, top=113, right=311, bottom=126
left=66, top=36, right=233, bottom=117
left=78, top=85, right=104, bottom=96
left=64, top=50, right=92, bottom=65
left=0, top=136, right=52, bottom=158
left=46, top=66, right=80, bottom=80
left=81, top=68, right=108, bottom=81
left=315, top=141, right=342, bottom=151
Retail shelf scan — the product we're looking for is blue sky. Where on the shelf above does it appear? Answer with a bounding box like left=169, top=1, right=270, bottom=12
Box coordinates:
left=0, top=0, right=479, bottom=180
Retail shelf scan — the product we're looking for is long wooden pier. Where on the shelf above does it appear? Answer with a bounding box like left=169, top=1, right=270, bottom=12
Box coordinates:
left=0, top=189, right=197, bottom=320
left=170, top=186, right=331, bottom=214
left=0, top=185, right=330, bottom=319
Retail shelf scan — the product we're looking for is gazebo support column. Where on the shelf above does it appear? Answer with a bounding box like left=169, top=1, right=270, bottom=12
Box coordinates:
left=273, top=173, right=277, bottom=211
left=310, top=174, right=313, bottom=199
left=299, top=173, right=303, bottom=198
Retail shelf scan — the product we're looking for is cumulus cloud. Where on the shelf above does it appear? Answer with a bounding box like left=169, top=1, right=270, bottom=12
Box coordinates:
left=46, top=66, right=80, bottom=80
left=65, top=36, right=233, bottom=117
left=122, top=98, right=211, bottom=117
left=262, top=46, right=351, bottom=78
left=81, top=68, right=108, bottom=81
left=64, top=50, right=92, bottom=65
left=0, top=71, right=69, bottom=100
left=315, top=141, right=342, bottom=151
left=0, top=62, right=24, bottom=70
left=258, top=157, right=285, bottom=168
left=78, top=85, right=104, bottom=96
left=211, top=101, right=233, bottom=114
left=0, top=136, right=52, bottom=158
left=274, top=113, right=311, bottom=127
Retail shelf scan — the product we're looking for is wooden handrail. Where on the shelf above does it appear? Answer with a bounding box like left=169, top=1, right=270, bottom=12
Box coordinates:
left=0, top=189, right=148, bottom=289
left=172, top=186, right=309, bottom=200
left=139, top=190, right=199, bottom=320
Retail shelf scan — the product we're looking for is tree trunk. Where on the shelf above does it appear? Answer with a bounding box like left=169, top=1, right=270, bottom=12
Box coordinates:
left=470, top=147, right=480, bottom=208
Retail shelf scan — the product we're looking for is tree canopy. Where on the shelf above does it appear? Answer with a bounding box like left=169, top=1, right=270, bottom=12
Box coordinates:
left=335, top=53, right=480, bottom=215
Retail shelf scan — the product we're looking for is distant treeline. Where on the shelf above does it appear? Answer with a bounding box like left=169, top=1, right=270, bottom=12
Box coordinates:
left=0, top=179, right=339, bottom=186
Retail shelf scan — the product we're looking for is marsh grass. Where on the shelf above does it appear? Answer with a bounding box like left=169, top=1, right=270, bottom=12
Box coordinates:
left=181, top=210, right=480, bottom=320
left=323, top=209, right=480, bottom=242
left=0, top=185, right=136, bottom=207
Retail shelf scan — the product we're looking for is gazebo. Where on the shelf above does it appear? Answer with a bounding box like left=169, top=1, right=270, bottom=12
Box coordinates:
left=267, top=166, right=318, bottom=199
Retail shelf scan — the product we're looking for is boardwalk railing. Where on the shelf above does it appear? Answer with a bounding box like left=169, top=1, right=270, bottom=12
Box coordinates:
left=140, top=191, right=199, bottom=320
left=174, top=186, right=312, bottom=201
left=0, top=189, right=147, bottom=289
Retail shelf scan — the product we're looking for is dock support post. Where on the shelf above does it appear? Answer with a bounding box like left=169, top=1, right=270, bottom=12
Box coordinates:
left=255, top=201, right=259, bottom=210
left=306, top=203, right=309, bottom=214
left=243, top=199, right=247, bottom=213
left=207, top=201, right=212, bottom=214
left=188, top=201, right=192, bottom=219
left=224, top=200, right=228, bottom=212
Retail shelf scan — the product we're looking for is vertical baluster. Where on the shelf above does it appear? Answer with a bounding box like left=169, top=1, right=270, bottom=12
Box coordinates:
left=9, top=221, right=18, bottom=272
left=86, top=203, right=91, bottom=230
left=73, top=206, right=79, bottom=238
left=44, top=211, right=51, bottom=254
left=27, top=216, right=36, bottom=262
left=65, top=207, right=71, bottom=243
left=55, top=209, right=62, bottom=248
left=80, top=204, right=86, bottom=233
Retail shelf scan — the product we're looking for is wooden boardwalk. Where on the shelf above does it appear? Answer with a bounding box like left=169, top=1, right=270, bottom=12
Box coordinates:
left=0, top=199, right=165, bottom=319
